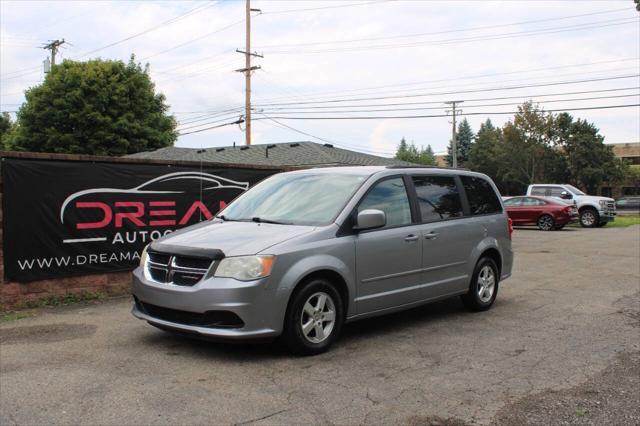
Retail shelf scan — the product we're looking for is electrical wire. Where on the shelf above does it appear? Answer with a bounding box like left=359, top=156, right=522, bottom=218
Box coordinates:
left=248, top=58, right=639, bottom=103
left=259, top=114, right=396, bottom=155
left=178, top=117, right=244, bottom=136
left=255, top=93, right=640, bottom=115
left=74, top=1, right=216, bottom=59
left=253, top=87, right=640, bottom=110
left=254, top=103, right=640, bottom=121
left=254, top=74, right=640, bottom=106
left=256, top=7, right=631, bottom=48
left=261, top=1, right=390, bottom=16
left=264, top=18, right=639, bottom=54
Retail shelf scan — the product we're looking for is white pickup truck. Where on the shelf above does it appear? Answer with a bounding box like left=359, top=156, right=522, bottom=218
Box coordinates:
left=526, top=184, right=616, bottom=228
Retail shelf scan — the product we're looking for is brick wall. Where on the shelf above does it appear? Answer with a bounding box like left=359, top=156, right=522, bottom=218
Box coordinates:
left=0, top=151, right=283, bottom=311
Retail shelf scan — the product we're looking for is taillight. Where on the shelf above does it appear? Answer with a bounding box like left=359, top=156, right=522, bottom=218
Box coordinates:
left=508, top=218, right=513, bottom=240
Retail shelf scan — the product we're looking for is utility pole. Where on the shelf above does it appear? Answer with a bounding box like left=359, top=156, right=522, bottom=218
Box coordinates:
left=235, top=0, right=262, bottom=145
left=42, top=39, right=66, bottom=66
left=445, top=100, right=464, bottom=168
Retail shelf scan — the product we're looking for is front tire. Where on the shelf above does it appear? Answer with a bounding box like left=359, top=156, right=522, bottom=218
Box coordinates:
left=537, top=214, right=554, bottom=231
left=461, top=257, right=499, bottom=312
left=580, top=208, right=599, bottom=228
left=282, top=278, right=343, bottom=356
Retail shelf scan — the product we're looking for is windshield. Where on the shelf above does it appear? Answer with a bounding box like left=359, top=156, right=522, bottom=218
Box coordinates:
left=219, top=172, right=368, bottom=226
left=565, top=184, right=585, bottom=196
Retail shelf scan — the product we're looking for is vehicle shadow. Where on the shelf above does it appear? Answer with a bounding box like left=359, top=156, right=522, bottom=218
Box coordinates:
left=139, top=296, right=499, bottom=360
left=514, top=226, right=579, bottom=232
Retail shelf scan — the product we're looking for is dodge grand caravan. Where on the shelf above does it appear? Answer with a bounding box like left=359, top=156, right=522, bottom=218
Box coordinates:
left=132, top=166, right=513, bottom=355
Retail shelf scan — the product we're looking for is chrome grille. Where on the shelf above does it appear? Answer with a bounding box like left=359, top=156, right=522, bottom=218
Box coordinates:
left=146, top=251, right=213, bottom=286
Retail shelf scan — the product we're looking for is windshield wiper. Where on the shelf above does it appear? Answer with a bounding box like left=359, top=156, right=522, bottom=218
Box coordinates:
left=251, top=217, right=292, bottom=225
left=216, top=215, right=242, bottom=222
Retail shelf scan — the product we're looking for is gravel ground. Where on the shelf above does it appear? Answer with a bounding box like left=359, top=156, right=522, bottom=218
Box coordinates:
left=1, top=225, right=639, bottom=425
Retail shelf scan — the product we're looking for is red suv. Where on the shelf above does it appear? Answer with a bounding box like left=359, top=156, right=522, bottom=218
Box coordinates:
left=503, top=196, right=578, bottom=230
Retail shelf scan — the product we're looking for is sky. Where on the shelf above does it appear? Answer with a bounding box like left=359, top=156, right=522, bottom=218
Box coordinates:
left=1, top=0, right=639, bottom=157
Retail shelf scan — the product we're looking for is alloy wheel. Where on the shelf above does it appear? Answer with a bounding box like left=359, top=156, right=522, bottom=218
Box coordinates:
left=300, top=292, right=336, bottom=344
left=581, top=211, right=596, bottom=227
left=477, top=265, right=496, bottom=303
left=538, top=215, right=553, bottom=231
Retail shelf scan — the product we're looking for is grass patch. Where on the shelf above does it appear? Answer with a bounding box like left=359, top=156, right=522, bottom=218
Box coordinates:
left=575, top=407, right=587, bottom=417
left=18, top=290, right=107, bottom=310
left=607, top=215, right=640, bottom=228
left=0, top=311, right=34, bottom=322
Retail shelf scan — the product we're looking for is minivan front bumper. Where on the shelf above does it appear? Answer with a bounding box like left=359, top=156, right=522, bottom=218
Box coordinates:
left=130, top=267, right=285, bottom=340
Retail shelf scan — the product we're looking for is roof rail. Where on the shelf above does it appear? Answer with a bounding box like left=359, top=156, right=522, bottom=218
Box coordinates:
left=385, top=165, right=469, bottom=171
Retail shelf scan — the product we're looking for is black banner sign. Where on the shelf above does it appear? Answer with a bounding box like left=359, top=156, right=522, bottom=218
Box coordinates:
left=2, top=158, right=277, bottom=282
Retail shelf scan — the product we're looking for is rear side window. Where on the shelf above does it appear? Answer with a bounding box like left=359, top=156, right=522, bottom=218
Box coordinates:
left=530, top=186, right=548, bottom=196
left=549, top=187, right=567, bottom=197
left=503, top=198, right=522, bottom=206
left=461, top=176, right=503, bottom=215
left=412, top=175, right=463, bottom=222
left=522, top=197, right=546, bottom=206
left=358, top=177, right=412, bottom=227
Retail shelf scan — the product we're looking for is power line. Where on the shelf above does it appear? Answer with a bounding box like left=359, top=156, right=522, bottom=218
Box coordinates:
left=254, top=103, right=640, bottom=121
left=250, top=57, right=639, bottom=104
left=256, top=93, right=640, bottom=114
left=141, top=18, right=245, bottom=61
left=260, top=114, right=396, bottom=155
left=177, top=113, right=247, bottom=131
left=0, top=1, right=219, bottom=80
left=254, top=74, right=640, bottom=106
left=261, top=1, right=390, bottom=15
left=264, top=18, right=638, bottom=54
left=256, top=7, right=631, bottom=48
left=179, top=86, right=639, bottom=124
left=74, top=1, right=216, bottom=59
left=178, top=117, right=245, bottom=136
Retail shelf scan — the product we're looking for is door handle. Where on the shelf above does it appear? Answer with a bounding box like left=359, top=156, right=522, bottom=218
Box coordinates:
left=424, top=232, right=439, bottom=240
left=404, top=234, right=419, bottom=242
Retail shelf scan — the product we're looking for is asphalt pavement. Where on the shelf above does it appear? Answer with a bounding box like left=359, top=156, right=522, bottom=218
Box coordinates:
left=1, top=225, right=639, bottom=425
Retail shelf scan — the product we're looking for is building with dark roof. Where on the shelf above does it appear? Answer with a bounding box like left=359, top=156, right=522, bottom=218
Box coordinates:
left=127, top=141, right=413, bottom=168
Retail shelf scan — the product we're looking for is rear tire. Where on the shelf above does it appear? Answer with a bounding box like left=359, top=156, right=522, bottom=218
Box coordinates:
left=282, top=278, right=344, bottom=356
left=461, top=257, right=499, bottom=312
left=537, top=214, right=554, bottom=231
left=580, top=208, right=599, bottom=228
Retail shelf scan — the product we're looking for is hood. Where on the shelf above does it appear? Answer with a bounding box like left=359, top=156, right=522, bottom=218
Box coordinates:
left=152, top=220, right=316, bottom=257
left=578, top=195, right=614, bottom=203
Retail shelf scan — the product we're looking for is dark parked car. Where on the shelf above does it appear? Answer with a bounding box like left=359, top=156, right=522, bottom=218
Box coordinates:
left=615, top=196, right=640, bottom=212
left=503, top=196, right=578, bottom=230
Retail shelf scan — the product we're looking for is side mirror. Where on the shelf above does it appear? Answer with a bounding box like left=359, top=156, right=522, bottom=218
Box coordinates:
left=355, top=209, right=386, bottom=231
left=560, top=191, right=572, bottom=200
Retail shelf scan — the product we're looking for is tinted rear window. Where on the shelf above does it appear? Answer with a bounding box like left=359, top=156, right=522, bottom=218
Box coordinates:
left=412, top=175, right=463, bottom=222
left=461, top=176, right=503, bottom=215
left=530, top=186, right=548, bottom=196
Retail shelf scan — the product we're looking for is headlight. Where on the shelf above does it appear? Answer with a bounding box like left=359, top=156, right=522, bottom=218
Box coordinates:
left=139, top=244, right=149, bottom=267
left=214, top=255, right=275, bottom=281
left=599, top=200, right=607, bottom=207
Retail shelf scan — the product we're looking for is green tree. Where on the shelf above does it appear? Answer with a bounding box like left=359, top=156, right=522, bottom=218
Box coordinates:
left=11, top=56, right=177, bottom=155
left=1, top=112, right=14, bottom=150
left=553, top=113, right=625, bottom=193
left=467, top=119, right=502, bottom=187
left=625, top=165, right=640, bottom=195
left=394, top=137, right=410, bottom=161
left=445, top=118, right=474, bottom=167
left=418, top=144, right=437, bottom=166
left=394, top=138, right=436, bottom=165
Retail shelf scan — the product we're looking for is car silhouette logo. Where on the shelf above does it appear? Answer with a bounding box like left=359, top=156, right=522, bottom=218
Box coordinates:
left=60, top=171, right=249, bottom=223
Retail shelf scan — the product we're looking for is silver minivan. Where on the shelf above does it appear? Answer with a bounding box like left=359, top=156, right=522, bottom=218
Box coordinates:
left=132, top=166, right=513, bottom=355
